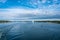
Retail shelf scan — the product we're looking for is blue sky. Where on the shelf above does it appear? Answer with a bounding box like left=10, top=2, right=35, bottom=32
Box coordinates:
left=0, top=0, right=60, bottom=9
left=0, top=0, right=60, bottom=20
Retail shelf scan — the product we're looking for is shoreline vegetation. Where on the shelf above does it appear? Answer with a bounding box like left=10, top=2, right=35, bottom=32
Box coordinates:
left=0, top=20, right=60, bottom=24
left=35, top=21, right=60, bottom=24
left=0, top=20, right=11, bottom=23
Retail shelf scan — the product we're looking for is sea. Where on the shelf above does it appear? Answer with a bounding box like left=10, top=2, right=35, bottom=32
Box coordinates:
left=0, top=21, right=60, bottom=40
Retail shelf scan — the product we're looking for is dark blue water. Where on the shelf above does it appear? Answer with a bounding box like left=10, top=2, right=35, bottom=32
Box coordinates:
left=0, top=22, right=60, bottom=40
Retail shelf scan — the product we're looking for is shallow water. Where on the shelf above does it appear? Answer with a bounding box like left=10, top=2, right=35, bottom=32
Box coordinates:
left=0, top=22, right=60, bottom=40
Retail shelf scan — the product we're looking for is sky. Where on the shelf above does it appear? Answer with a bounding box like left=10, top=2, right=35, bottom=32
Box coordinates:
left=0, top=0, right=60, bottom=20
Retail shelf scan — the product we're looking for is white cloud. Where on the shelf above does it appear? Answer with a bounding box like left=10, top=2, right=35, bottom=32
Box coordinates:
left=47, top=1, right=51, bottom=3
left=0, top=8, right=39, bottom=20
left=0, top=8, right=59, bottom=20
left=42, top=0, right=46, bottom=3
left=53, top=0, right=58, bottom=2
left=0, top=0, right=7, bottom=3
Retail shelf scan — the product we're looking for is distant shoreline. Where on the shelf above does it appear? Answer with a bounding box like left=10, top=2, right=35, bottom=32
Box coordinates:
left=0, top=20, right=11, bottom=23
left=8, top=19, right=60, bottom=22
left=0, top=19, right=60, bottom=22
left=0, top=19, right=60, bottom=23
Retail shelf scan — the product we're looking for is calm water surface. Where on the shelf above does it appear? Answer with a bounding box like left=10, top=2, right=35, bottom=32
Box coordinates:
left=0, top=22, right=60, bottom=40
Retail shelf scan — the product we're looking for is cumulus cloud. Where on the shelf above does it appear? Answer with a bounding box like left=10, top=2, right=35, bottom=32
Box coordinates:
left=0, top=8, right=39, bottom=20
left=41, top=0, right=46, bottom=3
left=37, top=0, right=60, bottom=8
left=0, top=8, right=59, bottom=20
left=0, top=0, right=60, bottom=20
left=0, top=0, right=7, bottom=3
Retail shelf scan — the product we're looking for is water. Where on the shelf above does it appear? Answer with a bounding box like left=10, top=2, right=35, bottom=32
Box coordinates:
left=0, top=21, right=60, bottom=40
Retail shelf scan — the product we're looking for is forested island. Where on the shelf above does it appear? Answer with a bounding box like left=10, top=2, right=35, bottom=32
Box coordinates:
left=0, top=20, right=11, bottom=23
left=0, top=20, right=60, bottom=24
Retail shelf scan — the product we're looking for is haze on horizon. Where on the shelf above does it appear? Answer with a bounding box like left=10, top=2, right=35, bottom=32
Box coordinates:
left=0, top=0, right=60, bottom=20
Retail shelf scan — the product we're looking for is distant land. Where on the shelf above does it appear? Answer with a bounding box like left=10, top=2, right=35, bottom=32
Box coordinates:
left=0, top=20, right=11, bottom=23
left=0, top=19, right=60, bottom=24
